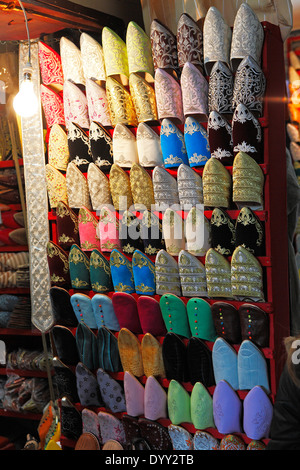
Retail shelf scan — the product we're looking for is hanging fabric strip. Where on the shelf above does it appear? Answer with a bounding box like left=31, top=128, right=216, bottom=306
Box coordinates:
left=18, top=41, right=54, bottom=333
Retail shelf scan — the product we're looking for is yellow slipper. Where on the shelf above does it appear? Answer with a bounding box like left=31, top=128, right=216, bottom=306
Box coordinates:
left=141, top=333, right=165, bottom=378
left=117, top=328, right=144, bottom=377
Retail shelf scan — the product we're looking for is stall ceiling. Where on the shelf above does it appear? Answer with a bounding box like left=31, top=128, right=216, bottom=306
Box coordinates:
left=0, top=0, right=125, bottom=41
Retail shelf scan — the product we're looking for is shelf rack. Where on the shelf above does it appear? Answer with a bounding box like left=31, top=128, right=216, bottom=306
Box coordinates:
left=46, top=21, right=289, bottom=449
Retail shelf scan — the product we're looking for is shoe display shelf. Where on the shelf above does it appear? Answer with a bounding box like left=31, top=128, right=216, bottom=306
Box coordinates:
left=0, top=157, right=29, bottom=294
left=0, top=159, right=28, bottom=256
left=0, top=158, right=46, bottom=423
left=47, top=22, right=290, bottom=449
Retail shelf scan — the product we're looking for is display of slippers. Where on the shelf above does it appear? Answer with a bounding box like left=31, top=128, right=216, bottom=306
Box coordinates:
left=33, top=5, right=276, bottom=453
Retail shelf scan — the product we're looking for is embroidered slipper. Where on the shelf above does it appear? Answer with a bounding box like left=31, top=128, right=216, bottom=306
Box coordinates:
left=75, top=362, right=103, bottom=407
left=96, top=368, right=126, bottom=413
left=89, top=250, right=113, bottom=294
left=68, top=244, right=91, bottom=291
left=87, top=163, right=112, bottom=211
left=56, top=201, right=80, bottom=251
left=86, top=80, right=112, bottom=128
left=78, top=206, right=100, bottom=252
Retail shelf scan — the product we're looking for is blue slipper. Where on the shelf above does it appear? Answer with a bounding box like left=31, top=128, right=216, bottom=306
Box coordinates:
left=110, top=249, right=135, bottom=293
left=0, top=294, right=19, bottom=311
left=70, top=293, right=97, bottom=329
left=212, top=337, right=239, bottom=390
left=168, top=425, right=193, bottom=450
left=160, top=119, right=189, bottom=168
left=243, top=385, right=273, bottom=440
left=132, top=250, right=156, bottom=296
left=213, top=380, right=242, bottom=434
left=184, top=116, right=211, bottom=167
left=75, top=321, right=98, bottom=370
left=68, top=244, right=91, bottom=290
left=238, top=340, right=270, bottom=393
left=97, top=326, right=122, bottom=372
left=91, top=294, right=120, bottom=331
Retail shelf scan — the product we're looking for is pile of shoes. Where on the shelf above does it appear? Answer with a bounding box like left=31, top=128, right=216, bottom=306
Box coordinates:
left=0, top=294, right=31, bottom=329
left=0, top=168, right=24, bottom=207
left=0, top=252, right=29, bottom=289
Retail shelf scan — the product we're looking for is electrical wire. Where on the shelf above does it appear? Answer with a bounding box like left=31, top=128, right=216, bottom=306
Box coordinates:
left=17, top=0, right=31, bottom=65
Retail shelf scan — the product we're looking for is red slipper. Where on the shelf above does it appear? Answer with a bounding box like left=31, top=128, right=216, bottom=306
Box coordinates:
left=0, top=228, right=27, bottom=246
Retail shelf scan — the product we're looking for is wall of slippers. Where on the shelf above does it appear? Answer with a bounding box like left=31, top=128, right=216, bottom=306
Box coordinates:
left=40, top=3, right=289, bottom=451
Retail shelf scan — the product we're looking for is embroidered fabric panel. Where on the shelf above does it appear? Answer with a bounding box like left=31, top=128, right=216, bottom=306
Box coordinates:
left=19, top=42, right=54, bottom=332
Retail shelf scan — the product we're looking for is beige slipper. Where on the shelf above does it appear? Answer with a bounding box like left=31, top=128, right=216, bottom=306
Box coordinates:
left=141, top=333, right=165, bottom=378
left=117, top=328, right=144, bottom=377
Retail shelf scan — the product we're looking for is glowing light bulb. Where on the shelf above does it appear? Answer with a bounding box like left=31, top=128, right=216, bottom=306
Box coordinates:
left=13, top=71, right=39, bottom=118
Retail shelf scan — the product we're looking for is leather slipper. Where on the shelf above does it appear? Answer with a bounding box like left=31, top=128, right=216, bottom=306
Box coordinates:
left=187, top=336, right=215, bottom=387
left=91, top=294, right=120, bottom=332
left=243, top=385, right=273, bottom=440
left=237, top=340, right=270, bottom=393
left=50, top=287, right=78, bottom=327
left=160, top=293, right=191, bottom=338
left=97, top=326, right=122, bottom=372
left=162, top=332, right=189, bottom=383
left=212, top=337, right=239, bottom=390
left=70, top=292, right=98, bottom=329
left=186, top=297, right=217, bottom=342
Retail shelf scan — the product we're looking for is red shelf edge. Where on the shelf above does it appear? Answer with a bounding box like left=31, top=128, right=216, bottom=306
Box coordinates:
left=0, top=408, right=41, bottom=420
left=0, top=159, right=23, bottom=168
